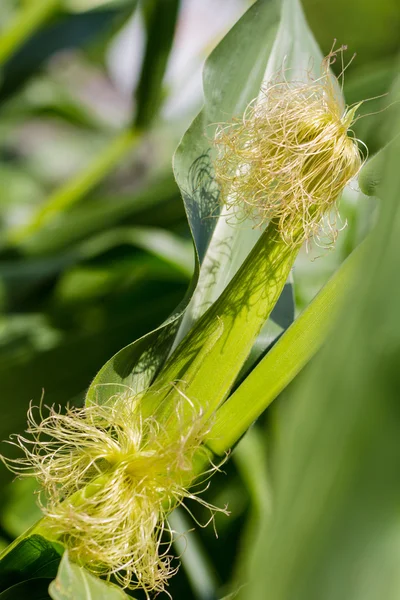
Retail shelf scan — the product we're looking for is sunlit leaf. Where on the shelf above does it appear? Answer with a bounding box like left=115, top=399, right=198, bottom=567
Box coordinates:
left=85, top=0, right=295, bottom=406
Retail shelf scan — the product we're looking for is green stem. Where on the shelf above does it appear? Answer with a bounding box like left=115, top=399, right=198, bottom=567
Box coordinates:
left=204, top=242, right=366, bottom=456
left=142, top=221, right=301, bottom=426
left=9, top=129, right=140, bottom=244
left=0, top=0, right=60, bottom=66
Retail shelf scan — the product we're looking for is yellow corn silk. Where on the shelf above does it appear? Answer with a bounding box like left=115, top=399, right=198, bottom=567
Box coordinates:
left=2, top=394, right=225, bottom=594
left=214, top=46, right=364, bottom=248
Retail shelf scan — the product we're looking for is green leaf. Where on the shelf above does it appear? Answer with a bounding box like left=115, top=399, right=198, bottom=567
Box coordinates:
left=1, top=479, right=42, bottom=539
left=140, top=223, right=299, bottom=426
left=246, top=75, right=400, bottom=600
left=48, top=553, right=132, bottom=600
left=359, top=139, right=397, bottom=197
left=0, top=534, right=63, bottom=593
left=85, top=0, right=294, bottom=406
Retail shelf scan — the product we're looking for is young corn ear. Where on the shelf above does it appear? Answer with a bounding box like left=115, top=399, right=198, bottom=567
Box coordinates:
left=140, top=49, right=365, bottom=429
left=2, top=393, right=225, bottom=595
left=214, top=46, right=364, bottom=247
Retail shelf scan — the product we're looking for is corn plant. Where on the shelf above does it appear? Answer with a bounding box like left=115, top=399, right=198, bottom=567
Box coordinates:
left=0, top=0, right=398, bottom=598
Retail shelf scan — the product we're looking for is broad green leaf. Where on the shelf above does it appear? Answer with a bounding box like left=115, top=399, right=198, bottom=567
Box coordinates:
left=246, top=76, right=400, bottom=600
left=48, top=553, right=131, bottom=600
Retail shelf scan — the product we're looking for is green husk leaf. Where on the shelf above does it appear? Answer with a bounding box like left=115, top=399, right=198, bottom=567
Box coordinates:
left=48, top=553, right=132, bottom=600
left=140, top=222, right=299, bottom=425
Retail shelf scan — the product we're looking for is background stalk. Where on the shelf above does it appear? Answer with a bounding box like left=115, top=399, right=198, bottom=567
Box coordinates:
left=0, top=0, right=60, bottom=66
left=9, top=129, right=139, bottom=245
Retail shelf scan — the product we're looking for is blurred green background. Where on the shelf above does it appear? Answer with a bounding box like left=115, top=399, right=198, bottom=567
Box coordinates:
left=0, top=0, right=398, bottom=598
